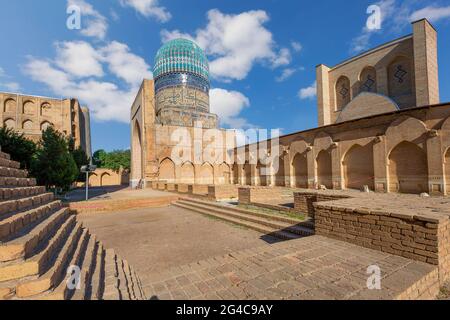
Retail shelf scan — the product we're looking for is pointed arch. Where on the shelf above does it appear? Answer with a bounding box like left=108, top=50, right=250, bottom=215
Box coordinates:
left=388, top=141, right=428, bottom=194
left=342, top=144, right=374, bottom=190
left=159, top=158, right=176, bottom=183
left=292, top=153, right=308, bottom=188
left=198, top=162, right=214, bottom=185
left=217, top=162, right=231, bottom=185
left=131, top=120, right=143, bottom=181
left=180, top=161, right=195, bottom=184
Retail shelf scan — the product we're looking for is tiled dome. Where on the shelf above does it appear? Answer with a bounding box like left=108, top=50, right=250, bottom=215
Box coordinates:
left=153, top=38, right=209, bottom=81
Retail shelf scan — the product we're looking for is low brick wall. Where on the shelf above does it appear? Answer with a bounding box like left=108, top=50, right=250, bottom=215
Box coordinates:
left=157, top=182, right=167, bottom=191
left=238, top=187, right=287, bottom=205
left=207, top=185, right=238, bottom=201
left=166, top=183, right=176, bottom=192
left=314, top=202, right=450, bottom=282
left=192, top=184, right=208, bottom=195
left=151, top=181, right=158, bottom=189
left=294, top=191, right=351, bottom=219
left=176, top=184, right=189, bottom=193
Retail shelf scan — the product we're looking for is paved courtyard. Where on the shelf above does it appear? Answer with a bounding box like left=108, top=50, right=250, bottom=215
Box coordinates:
left=77, top=205, right=280, bottom=293
left=78, top=203, right=438, bottom=300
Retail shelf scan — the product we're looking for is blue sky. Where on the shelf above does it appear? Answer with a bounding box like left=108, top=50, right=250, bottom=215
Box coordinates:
left=0, top=0, right=449, bottom=152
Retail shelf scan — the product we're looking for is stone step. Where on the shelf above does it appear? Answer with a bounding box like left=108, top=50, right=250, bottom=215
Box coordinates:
left=0, top=207, right=69, bottom=262
left=0, top=200, right=62, bottom=241
left=87, top=243, right=104, bottom=300
left=180, top=197, right=310, bottom=226
left=0, top=193, right=54, bottom=219
left=0, top=177, right=36, bottom=188
left=0, top=158, right=21, bottom=170
left=176, top=200, right=314, bottom=237
left=173, top=202, right=303, bottom=241
left=71, top=235, right=98, bottom=300
left=102, top=249, right=121, bottom=300
left=0, top=186, right=46, bottom=202
left=0, top=215, right=76, bottom=282
left=116, top=257, right=131, bottom=300
left=17, top=226, right=87, bottom=299
left=0, top=166, right=28, bottom=179
left=31, top=229, right=95, bottom=300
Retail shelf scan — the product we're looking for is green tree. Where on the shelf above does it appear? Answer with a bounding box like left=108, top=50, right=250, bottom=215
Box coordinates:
left=68, top=137, right=90, bottom=182
left=31, top=127, right=78, bottom=192
left=93, top=149, right=130, bottom=172
left=0, top=126, right=36, bottom=169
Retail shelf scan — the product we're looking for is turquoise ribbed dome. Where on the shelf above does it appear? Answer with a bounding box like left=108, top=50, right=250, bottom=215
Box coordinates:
left=153, top=38, right=209, bottom=80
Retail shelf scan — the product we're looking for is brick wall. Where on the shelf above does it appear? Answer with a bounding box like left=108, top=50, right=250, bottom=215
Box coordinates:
left=294, top=191, right=350, bottom=219
left=166, top=183, right=176, bottom=191
left=176, top=184, right=189, bottom=193
left=314, top=202, right=450, bottom=282
left=157, top=182, right=167, bottom=190
left=207, top=185, right=238, bottom=201
left=192, top=184, right=208, bottom=195
left=238, top=187, right=287, bottom=205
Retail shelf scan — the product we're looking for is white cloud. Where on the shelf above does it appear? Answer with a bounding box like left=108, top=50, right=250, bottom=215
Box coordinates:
left=23, top=40, right=153, bottom=123
left=119, top=0, right=171, bottom=22
left=55, top=41, right=104, bottom=78
left=410, top=5, right=450, bottom=23
left=276, top=68, right=297, bottom=82
left=67, top=0, right=108, bottom=40
left=161, top=9, right=290, bottom=81
left=210, top=88, right=250, bottom=128
left=298, top=81, right=317, bottom=100
left=0, top=67, right=21, bottom=92
left=291, top=41, right=302, bottom=52
left=101, top=41, right=153, bottom=87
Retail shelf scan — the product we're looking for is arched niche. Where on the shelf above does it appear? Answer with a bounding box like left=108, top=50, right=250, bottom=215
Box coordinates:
left=335, top=75, right=351, bottom=111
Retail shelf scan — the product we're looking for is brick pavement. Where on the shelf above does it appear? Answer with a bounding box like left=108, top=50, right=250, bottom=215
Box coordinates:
left=144, top=235, right=438, bottom=300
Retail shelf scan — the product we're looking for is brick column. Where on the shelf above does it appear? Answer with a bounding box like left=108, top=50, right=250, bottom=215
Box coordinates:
left=427, top=130, right=444, bottom=195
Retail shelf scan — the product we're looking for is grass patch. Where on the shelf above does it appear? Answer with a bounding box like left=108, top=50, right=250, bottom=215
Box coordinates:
left=238, top=204, right=305, bottom=221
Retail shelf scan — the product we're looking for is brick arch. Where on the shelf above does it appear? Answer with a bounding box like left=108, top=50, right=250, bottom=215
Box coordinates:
left=388, top=141, right=428, bottom=194
left=100, top=172, right=114, bottom=186
left=40, top=121, right=53, bottom=131
left=359, top=66, right=377, bottom=93
left=3, top=98, right=16, bottom=113
left=89, top=173, right=99, bottom=186
left=313, top=132, right=333, bottom=153
left=22, top=119, right=33, bottom=130
left=385, top=116, right=428, bottom=152
left=40, top=102, right=52, bottom=116
left=180, top=161, right=195, bottom=184
left=342, top=143, right=374, bottom=191
left=335, top=75, right=351, bottom=111
left=292, top=152, right=308, bottom=188
left=274, top=154, right=285, bottom=187
left=23, top=100, right=35, bottom=115
left=4, top=118, right=15, bottom=129
left=217, top=162, right=231, bottom=185
left=316, top=149, right=332, bottom=189
left=445, top=147, right=450, bottom=196
left=198, top=162, right=214, bottom=185
left=387, top=55, right=414, bottom=108
left=131, top=120, right=143, bottom=181
left=159, top=158, right=175, bottom=183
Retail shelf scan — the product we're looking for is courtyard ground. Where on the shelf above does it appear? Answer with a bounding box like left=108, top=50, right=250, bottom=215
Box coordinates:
left=77, top=205, right=280, bottom=295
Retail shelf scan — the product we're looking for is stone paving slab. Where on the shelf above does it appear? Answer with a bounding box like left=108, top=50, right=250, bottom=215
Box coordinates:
left=144, top=235, right=437, bottom=300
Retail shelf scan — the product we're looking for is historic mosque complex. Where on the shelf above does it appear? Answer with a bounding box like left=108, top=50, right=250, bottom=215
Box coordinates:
left=3, top=18, right=450, bottom=301
left=131, top=19, right=450, bottom=196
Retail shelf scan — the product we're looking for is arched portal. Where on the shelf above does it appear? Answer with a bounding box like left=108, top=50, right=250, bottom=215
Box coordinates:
left=217, top=163, right=231, bottom=185
left=316, top=150, right=332, bottom=189
left=275, top=157, right=285, bottom=186
left=343, top=144, right=374, bottom=190
left=180, top=162, right=195, bottom=184
left=198, top=163, right=214, bottom=185
left=388, top=141, right=428, bottom=194
left=159, top=158, right=176, bottom=182
left=292, top=153, right=308, bottom=188
left=100, top=172, right=113, bottom=186
left=131, top=121, right=143, bottom=181
left=89, top=173, right=99, bottom=187
left=445, top=148, right=450, bottom=195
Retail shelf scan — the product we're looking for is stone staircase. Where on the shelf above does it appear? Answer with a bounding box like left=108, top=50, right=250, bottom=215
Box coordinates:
left=0, top=150, right=146, bottom=300
left=173, top=197, right=314, bottom=240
